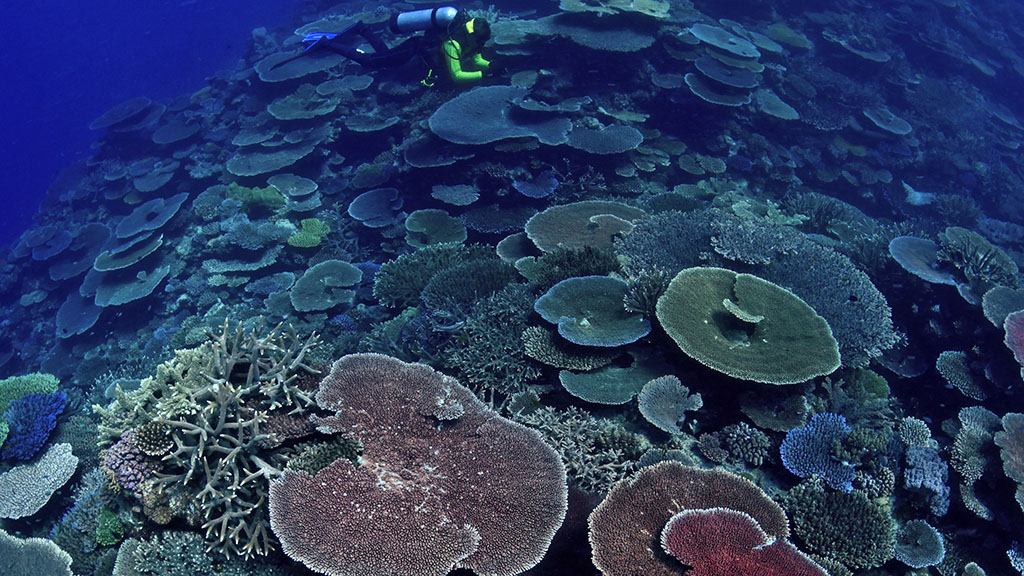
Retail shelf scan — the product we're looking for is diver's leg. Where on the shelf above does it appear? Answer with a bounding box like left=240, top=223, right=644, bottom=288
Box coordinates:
left=355, top=26, right=390, bottom=55
left=319, top=40, right=373, bottom=66
left=363, top=36, right=428, bottom=68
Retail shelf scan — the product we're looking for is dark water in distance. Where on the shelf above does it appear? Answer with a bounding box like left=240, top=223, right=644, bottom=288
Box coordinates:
left=0, top=0, right=303, bottom=248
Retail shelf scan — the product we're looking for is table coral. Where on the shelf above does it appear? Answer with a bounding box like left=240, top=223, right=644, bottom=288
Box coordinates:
left=268, top=353, right=567, bottom=576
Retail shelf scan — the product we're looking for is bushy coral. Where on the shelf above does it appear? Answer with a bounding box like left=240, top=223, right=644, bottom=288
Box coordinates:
left=527, top=246, right=621, bottom=291
left=95, top=507, right=125, bottom=547
left=50, top=469, right=117, bottom=573
left=781, top=413, right=856, bottom=492
left=419, top=256, right=519, bottom=324
left=226, top=182, right=286, bottom=214
left=784, top=479, right=895, bottom=571
left=903, top=444, right=950, bottom=516
left=443, top=283, right=543, bottom=395
left=373, top=243, right=488, bottom=308
left=1, top=390, right=66, bottom=461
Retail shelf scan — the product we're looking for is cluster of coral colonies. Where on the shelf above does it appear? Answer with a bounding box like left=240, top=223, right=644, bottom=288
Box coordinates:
left=4, top=0, right=1024, bottom=572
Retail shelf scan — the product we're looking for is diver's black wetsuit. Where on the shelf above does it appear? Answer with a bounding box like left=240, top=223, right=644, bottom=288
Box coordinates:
left=323, top=22, right=436, bottom=69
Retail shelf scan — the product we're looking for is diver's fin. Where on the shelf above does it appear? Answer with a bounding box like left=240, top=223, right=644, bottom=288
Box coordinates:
left=267, top=24, right=361, bottom=71
left=302, top=32, right=340, bottom=51
left=266, top=50, right=311, bottom=72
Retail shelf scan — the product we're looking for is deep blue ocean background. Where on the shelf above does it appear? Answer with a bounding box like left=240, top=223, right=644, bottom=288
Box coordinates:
left=0, top=0, right=303, bottom=248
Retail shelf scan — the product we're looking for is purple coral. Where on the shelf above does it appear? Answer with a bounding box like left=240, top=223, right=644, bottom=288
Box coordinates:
left=780, top=413, right=856, bottom=493
left=513, top=170, right=559, bottom=199
left=102, top=429, right=161, bottom=495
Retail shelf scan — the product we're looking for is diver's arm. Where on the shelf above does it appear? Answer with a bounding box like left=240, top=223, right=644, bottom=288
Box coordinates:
left=442, top=40, right=484, bottom=82
left=472, top=52, right=490, bottom=69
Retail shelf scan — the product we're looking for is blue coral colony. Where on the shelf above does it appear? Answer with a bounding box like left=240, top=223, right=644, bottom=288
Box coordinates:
left=3, top=0, right=1024, bottom=575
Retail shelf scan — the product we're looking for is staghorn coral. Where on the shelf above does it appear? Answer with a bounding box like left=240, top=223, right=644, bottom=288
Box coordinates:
left=268, top=353, right=567, bottom=576
left=112, top=530, right=290, bottom=576
left=516, top=405, right=642, bottom=494
left=99, top=319, right=321, bottom=559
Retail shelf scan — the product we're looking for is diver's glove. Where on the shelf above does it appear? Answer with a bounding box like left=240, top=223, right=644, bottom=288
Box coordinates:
left=487, top=64, right=510, bottom=78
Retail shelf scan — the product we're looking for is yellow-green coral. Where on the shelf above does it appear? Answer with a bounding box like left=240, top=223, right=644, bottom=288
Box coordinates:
left=287, top=217, right=330, bottom=248
left=226, top=182, right=286, bottom=212
left=1, top=373, right=59, bottom=449
left=0, top=373, right=59, bottom=413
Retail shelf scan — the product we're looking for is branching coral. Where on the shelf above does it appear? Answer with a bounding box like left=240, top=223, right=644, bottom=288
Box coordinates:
left=98, top=319, right=321, bottom=559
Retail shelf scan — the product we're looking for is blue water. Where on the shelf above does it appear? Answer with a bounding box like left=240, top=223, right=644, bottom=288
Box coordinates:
left=0, top=0, right=302, bottom=248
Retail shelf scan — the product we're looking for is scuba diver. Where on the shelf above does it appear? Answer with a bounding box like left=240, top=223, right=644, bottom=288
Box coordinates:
left=272, top=7, right=492, bottom=85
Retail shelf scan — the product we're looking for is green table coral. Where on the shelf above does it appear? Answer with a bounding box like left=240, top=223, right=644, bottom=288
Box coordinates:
left=287, top=217, right=330, bottom=248
left=534, top=275, right=650, bottom=347
left=655, top=267, right=840, bottom=385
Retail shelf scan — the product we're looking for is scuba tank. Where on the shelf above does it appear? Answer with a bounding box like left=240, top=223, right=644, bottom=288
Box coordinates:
left=389, top=6, right=460, bottom=34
